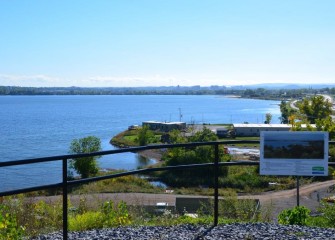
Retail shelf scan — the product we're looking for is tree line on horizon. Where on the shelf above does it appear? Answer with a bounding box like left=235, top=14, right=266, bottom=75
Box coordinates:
left=1, top=85, right=335, bottom=98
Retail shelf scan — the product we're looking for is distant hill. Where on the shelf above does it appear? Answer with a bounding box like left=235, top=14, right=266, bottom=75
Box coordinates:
left=230, top=83, right=335, bottom=90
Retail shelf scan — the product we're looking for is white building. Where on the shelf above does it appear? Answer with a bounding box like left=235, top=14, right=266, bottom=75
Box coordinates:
left=233, top=123, right=316, bottom=137
left=233, top=124, right=291, bottom=137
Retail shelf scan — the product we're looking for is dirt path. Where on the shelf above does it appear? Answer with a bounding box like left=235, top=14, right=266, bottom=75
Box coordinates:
left=138, top=149, right=163, bottom=161
left=239, top=180, right=335, bottom=221
left=33, top=180, right=335, bottom=222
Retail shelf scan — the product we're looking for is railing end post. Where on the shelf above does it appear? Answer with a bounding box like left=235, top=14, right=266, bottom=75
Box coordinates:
left=62, top=158, right=68, bottom=240
left=214, top=144, right=219, bottom=226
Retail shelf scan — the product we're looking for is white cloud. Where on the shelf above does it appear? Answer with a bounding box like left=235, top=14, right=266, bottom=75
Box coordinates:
left=87, top=75, right=180, bottom=87
left=0, top=74, right=192, bottom=87
left=0, top=74, right=63, bottom=87
left=1, top=73, right=333, bottom=88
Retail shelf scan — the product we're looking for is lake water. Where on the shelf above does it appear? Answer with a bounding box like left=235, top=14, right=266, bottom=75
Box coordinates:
left=0, top=95, right=280, bottom=191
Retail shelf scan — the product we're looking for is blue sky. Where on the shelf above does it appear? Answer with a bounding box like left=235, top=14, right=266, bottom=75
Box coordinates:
left=1, top=0, right=334, bottom=87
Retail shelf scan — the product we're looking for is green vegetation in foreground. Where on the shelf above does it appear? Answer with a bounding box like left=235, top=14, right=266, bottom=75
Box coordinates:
left=0, top=190, right=268, bottom=238
left=278, top=204, right=335, bottom=229
left=2, top=192, right=335, bottom=238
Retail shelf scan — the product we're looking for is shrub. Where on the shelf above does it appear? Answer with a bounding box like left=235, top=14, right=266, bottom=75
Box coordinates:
left=102, top=201, right=131, bottom=227
left=32, top=199, right=63, bottom=234
left=0, top=204, right=25, bottom=239
left=318, top=201, right=335, bottom=228
left=69, top=211, right=104, bottom=231
left=69, top=200, right=132, bottom=231
left=197, top=189, right=259, bottom=222
left=0, top=195, right=65, bottom=237
left=137, top=126, right=156, bottom=146
left=306, top=216, right=329, bottom=228
left=278, top=206, right=310, bottom=225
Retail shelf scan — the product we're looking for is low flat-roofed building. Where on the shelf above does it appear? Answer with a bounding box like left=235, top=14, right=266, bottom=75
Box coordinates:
left=233, top=123, right=316, bottom=137
left=233, top=124, right=291, bottom=137
left=143, top=121, right=186, bottom=132
left=233, top=123, right=291, bottom=137
left=216, top=128, right=229, bottom=137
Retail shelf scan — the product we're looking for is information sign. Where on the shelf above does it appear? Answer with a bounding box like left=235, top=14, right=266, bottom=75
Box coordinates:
left=260, top=131, right=328, bottom=176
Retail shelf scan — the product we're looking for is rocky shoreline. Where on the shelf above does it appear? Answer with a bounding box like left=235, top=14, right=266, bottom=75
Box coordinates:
left=31, top=223, right=335, bottom=239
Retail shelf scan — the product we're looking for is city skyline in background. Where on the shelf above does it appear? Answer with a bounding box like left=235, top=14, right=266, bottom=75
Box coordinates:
left=1, top=0, right=334, bottom=87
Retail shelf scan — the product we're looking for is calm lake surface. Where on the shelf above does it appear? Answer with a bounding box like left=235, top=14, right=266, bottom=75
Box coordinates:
left=0, top=95, right=280, bottom=191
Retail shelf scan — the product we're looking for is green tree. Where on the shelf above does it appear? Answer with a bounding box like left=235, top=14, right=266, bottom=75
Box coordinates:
left=315, top=116, right=335, bottom=140
left=168, top=129, right=187, bottom=144
left=279, top=100, right=296, bottom=124
left=189, top=127, right=218, bottom=142
left=298, top=96, right=333, bottom=123
left=137, top=126, right=155, bottom=146
left=265, top=113, right=272, bottom=124
left=69, top=136, right=102, bottom=178
left=162, top=127, right=229, bottom=187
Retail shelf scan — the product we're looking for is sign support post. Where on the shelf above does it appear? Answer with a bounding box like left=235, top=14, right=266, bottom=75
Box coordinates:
left=296, top=176, right=300, bottom=206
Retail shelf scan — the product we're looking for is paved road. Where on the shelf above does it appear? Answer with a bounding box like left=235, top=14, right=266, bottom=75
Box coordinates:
left=321, top=94, right=335, bottom=119
left=320, top=94, right=334, bottom=105
left=290, top=99, right=299, bottom=110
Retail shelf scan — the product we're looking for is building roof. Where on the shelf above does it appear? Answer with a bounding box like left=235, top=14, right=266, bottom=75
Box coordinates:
left=143, top=121, right=185, bottom=125
left=233, top=124, right=291, bottom=128
left=232, top=123, right=316, bottom=128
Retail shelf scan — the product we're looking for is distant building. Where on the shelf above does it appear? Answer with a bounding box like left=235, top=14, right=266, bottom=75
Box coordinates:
left=142, top=121, right=186, bottom=132
left=232, top=123, right=315, bottom=137
left=215, top=128, right=230, bottom=138
left=128, top=125, right=139, bottom=130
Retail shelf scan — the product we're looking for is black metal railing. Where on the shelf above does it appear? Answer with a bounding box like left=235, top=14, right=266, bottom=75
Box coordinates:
left=1, top=140, right=334, bottom=240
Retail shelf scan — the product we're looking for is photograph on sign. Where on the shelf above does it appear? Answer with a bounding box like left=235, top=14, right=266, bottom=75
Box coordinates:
left=260, top=131, right=328, bottom=176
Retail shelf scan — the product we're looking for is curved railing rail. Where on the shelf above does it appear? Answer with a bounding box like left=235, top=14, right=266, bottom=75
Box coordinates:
left=1, top=140, right=334, bottom=239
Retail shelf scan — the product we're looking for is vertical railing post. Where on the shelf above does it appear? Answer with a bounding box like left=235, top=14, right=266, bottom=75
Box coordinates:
left=214, top=143, right=219, bottom=226
left=62, top=158, right=68, bottom=240
left=296, top=176, right=300, bottom=207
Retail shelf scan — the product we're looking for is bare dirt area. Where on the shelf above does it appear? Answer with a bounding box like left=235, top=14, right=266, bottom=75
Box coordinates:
left=33, top=180, right=335, bottom=223
left=138, top=149, right=164, bottom=161
left=239, top=180, right=335, bottom=221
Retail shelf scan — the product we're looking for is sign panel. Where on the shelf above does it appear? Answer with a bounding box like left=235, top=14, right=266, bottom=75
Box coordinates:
left=260, top=131, right=328, bottom=176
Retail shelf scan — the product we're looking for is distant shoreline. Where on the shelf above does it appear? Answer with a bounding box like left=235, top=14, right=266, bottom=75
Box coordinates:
left=221, top=94, right=241, bottom=98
